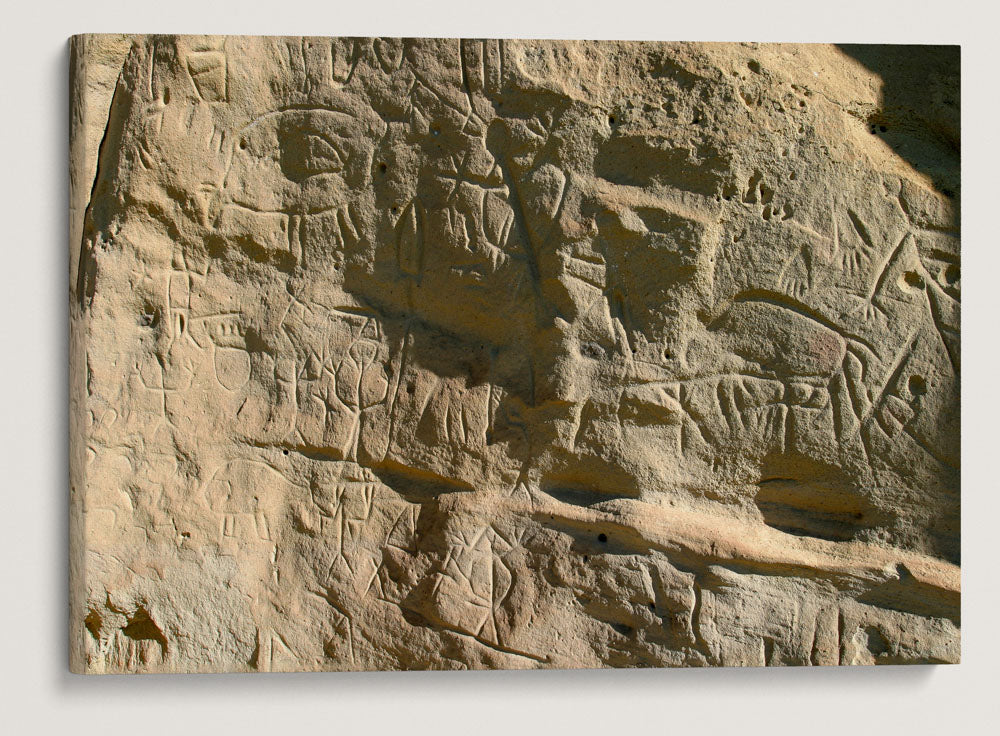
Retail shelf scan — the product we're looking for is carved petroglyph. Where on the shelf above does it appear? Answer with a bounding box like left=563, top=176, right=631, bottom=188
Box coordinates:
left=71, top=36, right=960, bottom=672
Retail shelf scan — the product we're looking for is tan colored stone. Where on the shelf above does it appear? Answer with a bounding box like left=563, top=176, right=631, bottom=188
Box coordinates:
left=69, top=36, right=960, bottom=673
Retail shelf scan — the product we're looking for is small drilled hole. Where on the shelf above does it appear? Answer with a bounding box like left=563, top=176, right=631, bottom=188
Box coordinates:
left=598, top=533, right=608, bottom=543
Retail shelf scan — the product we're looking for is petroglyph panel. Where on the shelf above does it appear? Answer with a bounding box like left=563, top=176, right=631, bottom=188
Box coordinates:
left=70, top=36, right=960, bottom=672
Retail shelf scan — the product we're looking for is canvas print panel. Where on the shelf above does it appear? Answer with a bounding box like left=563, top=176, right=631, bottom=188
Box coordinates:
left=69, top=36, right=960, bottom=673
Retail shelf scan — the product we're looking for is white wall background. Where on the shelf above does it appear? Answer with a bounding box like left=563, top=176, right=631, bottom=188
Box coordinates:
left=2, top=2, right=995, bottom=733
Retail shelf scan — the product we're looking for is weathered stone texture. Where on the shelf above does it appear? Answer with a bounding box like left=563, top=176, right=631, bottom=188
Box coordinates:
left=69, top=36, right=960, bottom=672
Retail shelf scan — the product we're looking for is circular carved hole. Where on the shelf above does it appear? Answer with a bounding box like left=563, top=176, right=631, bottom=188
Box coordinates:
left=598, top=533, right=608, bottom=543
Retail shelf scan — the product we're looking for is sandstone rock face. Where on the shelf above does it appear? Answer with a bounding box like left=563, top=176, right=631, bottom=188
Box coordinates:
left=69, top=36, right=960, bottom=673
